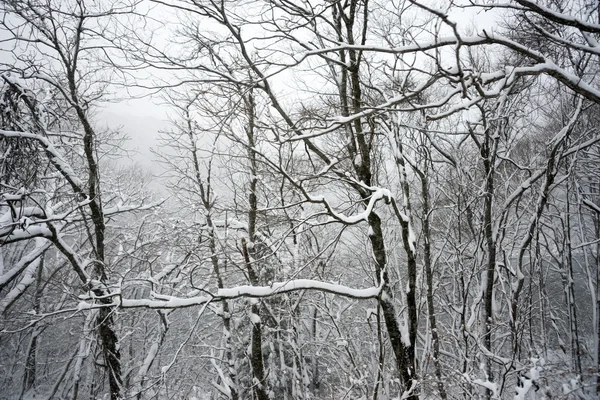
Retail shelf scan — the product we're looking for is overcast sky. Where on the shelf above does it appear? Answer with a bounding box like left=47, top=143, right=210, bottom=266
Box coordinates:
left=92, top=1, right=499, bottom=176
left=98, top=98, right=170, bottom=172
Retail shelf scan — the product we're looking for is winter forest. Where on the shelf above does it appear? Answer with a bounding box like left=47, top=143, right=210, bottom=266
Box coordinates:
left=2, top=0, right=600, bottom=399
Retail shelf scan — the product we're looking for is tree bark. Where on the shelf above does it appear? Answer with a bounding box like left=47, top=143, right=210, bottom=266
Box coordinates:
left=243, top=90, right=269, bottom=400
left=242, top=239, right=269, bottom=400
left=369, top=213, right=418, bottom=399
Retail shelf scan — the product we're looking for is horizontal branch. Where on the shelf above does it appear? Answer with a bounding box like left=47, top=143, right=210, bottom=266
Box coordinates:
left=217, top=279, right=382, bottom=299
left=109, top=279, right=383, bottom=310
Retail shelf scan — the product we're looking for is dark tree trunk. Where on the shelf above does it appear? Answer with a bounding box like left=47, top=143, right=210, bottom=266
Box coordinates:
left=242, top=239, right=269, bottom=400
left=482, top=136, right=497, bottom=400
left=97, top=305, right=122, bottom=400
left=369, top=213, right=418, bottom=400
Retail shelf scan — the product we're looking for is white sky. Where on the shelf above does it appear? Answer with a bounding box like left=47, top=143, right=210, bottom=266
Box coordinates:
left=96, top=1, right=502, bottom=173
left=98, top=98, right=169, bottom=171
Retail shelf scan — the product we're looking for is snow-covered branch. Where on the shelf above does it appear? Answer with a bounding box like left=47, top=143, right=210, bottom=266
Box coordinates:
left=0, top=129, right=86, bottom=197
left=115, top=279, right=382, bottom=310
left=217, top=279, right=382, bottom=299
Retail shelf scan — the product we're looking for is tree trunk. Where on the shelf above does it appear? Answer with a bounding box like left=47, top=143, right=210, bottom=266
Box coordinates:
left=242, top=239, right=269, bottom=400
left=565, top=178, right=582, bottom=374
left=369, top=213, right=418, bottom=399
left=478, top=120, right=499, bottom=400
left=243, top=89, right=269, bottom=400
left=19, top=253, right=43, bottom=399
left=420, top=166, right=447, bottom=400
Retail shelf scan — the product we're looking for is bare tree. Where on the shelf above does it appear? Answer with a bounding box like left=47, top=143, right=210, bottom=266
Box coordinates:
left=0, top=1, right=151, bottom=398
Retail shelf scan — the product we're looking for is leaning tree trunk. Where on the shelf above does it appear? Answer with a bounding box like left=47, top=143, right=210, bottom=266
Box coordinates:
left=19, top=253, right=44, bottom=399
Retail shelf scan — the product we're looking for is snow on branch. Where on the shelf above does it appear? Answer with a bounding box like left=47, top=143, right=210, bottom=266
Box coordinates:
left=119, top=294, right=212, bottom=309
left=0, top=225, right=53, bottom=244
left=564, top=134, right=600, bottom=157
left=513, top=0, right=600, bottom=33
left=583, top=198, right=600, bottom=214
left=116, top=279, right=382, bottom=310
left=514, top=359, right=542, bottom=400
left=0, top=204, right=48, bottom=240
left=308, top=187, right=392, bottom=224
left=0, top=253, right=40, bottom=315
left=0, top=129, right=86, bottom=197
left=309, top=31, right=600, bottom=104
left=0, top=239, right=50, bottom=291
left=217, top=279, right=383, bottom=299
